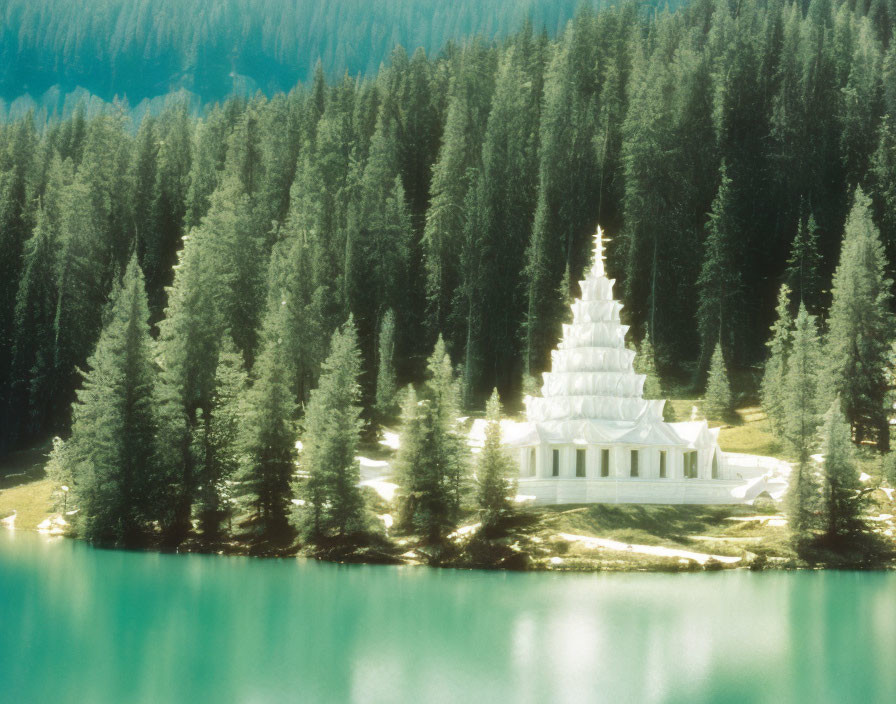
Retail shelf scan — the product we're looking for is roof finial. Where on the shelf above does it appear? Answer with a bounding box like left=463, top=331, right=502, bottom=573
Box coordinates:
left=593, top=225, right=609, bottom=277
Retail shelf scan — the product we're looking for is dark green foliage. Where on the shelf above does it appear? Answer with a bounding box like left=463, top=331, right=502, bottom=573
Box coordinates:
left=301, top=317, right=367, bottom=543
left=238, top=302, right=298, bottom=540
left=476, top=389, right=516, bottom=530
left=194, top=336, right=248, bottom=537
left=7, top=208, right=59, bottom=439
left=823, top=188, right=893, bottom=450
left=783, top=305, right=824, bottom=544
left=634, top=332, right=676, bottom=421
left=0, top=119, right=36, bottom=413
left=396, top=337, right=469, bottom=542
left=62, top=256, right=160, bottom=544
left=524, top=19, right=605, bottom=378
left=819, top=400, right=866, bottom=541
left=703, top=343, right=733, bottom=421
left=375, top=309, right=398, bottom=418
left=785, top=215, right=824, bottom=314
left=464, top=45, right=539, bottom=399
left=697, top=164, right=743, bottom=372
left=634, top=331, right=662, bottom=400
left=761, top=284, right=793, bottom=438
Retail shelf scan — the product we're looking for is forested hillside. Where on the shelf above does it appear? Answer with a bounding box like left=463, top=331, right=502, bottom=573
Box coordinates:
left=2, top=0, right=896, bottom=468
left=0, top=0, right=675, bottom=111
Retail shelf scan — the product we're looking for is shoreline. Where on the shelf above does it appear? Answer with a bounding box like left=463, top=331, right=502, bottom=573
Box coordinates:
left=6, top=519, right=894, bottom=574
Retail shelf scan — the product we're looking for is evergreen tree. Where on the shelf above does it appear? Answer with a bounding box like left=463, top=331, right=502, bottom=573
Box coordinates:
left=634, top=331, right=675, bottom=422
left=819, top=399, right=866, bottom=542
left=63, top=255, right=159, bottom=544
left=147, top=103, right=193, bottom=315
left=704, top=342, right=733, bottom=421
left=697, top=163, right=743, bottom=372
left=425, top=336, right=468, bottom=516
left=784, top=215, right=824, bottom=314
left=52, top=174, right=110, bottom=415
left=869, top=118, right=896, bottom=275
left=824, top=188, right=893, bottom=450
left=523, top=30, right=601, bottom=378
left=465, top=46, right=539, bottom=397
left=238, top=302, right=297, bottom=540
left=7, top=207, right=59, bottom=440
left=301, top=317, right=366, bottom=543
left=458, top=172, right=486, bottom=407
left=761, top=284, right=793, bottom=438
left=131, top=115, right=159, bottom=289
left=394, top=385, right=425, bottom=530
left=783, top=304, right=824, bottom=544
left=476, top=388, right=516, bottom=530
left=635, top=331, right=663, bottom=400
left=423, top=90, right=475, bottom=344
left=396, top=336, right=468, bottom=542
left=194, top=335, right=247, bottom=537
left=0, top=119, right=37, bottom=410
left=375, top=308, right=398, bottom=418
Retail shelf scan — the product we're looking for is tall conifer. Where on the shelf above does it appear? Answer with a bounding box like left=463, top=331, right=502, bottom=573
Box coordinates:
left=819, top=399, right=866, bottom=542
left=194, top=335, right=247, bottom=537
left=64, top=255, right=159, bottom=544
left=704, top=342, right=733, bottom=420
left=375, top=308, right=398, bottom=418
left=761, top=284, right=793, bottom=438
left=396, top=337, right=468, bottom=542
left=783, top=304, right=823, bottom=544
left=301, top=317, right=366, bottom=543
left=476, top=389, right=516, bottom=530
left=239, top=302, right=297, bottom=540
left=697, top=164, right=743, bottom=373
left=824, top=188, right=893, bottom=450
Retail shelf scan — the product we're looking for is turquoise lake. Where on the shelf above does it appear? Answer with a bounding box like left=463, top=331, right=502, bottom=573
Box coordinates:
left=1, top=530, right=894, bottom=703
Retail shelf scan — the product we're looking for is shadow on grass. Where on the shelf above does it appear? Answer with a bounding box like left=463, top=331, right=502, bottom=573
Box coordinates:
left=797, top=531, right=896, bottom=569
left=540, top=503, right=750, bottom=544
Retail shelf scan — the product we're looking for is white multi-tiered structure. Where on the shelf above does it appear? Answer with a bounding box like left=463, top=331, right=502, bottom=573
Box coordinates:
left=505, top=227, right=742, bottom=505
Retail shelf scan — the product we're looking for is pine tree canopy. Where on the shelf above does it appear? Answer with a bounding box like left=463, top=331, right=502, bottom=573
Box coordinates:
left=704, top=342, right=733, bottom=421
left=62, top=255, right=160, bottom=544
left=761, top=284, right=793, bottom=439
left=819, top=399, right=866, bottom=542
left=823, top=188, right=893, bottom=451
left=476, top=388, right=516, bottom=529
left=783, top=304, right=823, bottom=544
left=301, top=316, right=367, bottom=542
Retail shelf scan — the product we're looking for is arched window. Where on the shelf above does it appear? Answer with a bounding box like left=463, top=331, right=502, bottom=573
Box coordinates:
left=711, top=451, right=719, bottom=479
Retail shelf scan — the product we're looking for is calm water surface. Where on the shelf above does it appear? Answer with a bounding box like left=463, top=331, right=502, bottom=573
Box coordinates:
left=1, top=530, right=894, bottom=703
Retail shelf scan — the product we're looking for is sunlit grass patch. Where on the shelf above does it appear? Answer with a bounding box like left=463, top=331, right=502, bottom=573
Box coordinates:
left=0, top=478, right=55, bottom=531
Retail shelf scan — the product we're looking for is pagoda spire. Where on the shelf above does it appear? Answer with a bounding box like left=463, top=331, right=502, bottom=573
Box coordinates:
left=592, top=225, right=609, bottom=277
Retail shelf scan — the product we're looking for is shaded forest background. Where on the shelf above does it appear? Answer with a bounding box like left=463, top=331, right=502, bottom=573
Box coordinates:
left=0, top=0, right=676, bottom=119
left=3, top=0, right=896, bottom=458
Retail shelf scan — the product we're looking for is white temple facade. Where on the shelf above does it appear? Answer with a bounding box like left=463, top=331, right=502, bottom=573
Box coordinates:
left=504, top=227, right=745, bottom=505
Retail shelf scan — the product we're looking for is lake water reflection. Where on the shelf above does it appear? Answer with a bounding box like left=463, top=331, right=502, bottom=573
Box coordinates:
left=1, top=530, right=894, bottom=703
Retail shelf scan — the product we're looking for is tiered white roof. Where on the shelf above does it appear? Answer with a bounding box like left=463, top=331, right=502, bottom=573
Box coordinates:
left=508, top=227, right=707, bottom=448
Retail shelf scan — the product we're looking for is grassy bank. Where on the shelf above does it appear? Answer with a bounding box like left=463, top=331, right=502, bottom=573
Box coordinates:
left=0, top=442, right=55, bottom=531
